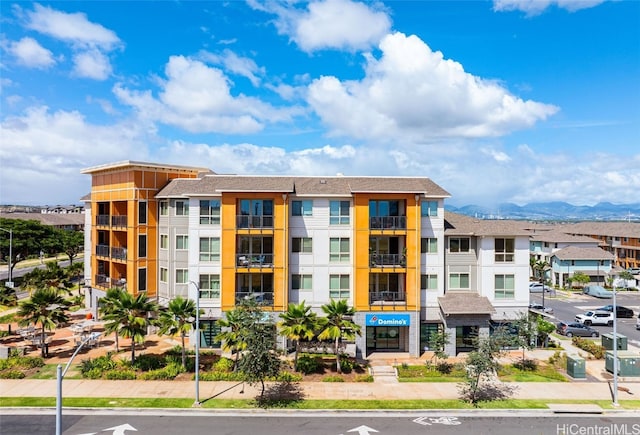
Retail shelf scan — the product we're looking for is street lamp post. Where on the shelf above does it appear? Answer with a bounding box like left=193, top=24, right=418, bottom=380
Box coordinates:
left=189, top=280, right=200, bottom=407
left=56, top=332, right=102, bottom=435
left=0, top=227, right=12, bottom=287
left=612, top=285, right=619, bottom=407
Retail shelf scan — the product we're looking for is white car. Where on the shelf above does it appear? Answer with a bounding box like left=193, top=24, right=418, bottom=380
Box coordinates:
left=575, top=310, right=614, bottom=326
left=529, top=303, right=554, bottom=314
left=529, top=282, right=551, bottom=293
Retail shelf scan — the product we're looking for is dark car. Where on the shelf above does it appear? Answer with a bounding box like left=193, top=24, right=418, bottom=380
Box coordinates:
left=529, top=303, right=553, bottom=314
left=556, top=321, right=600, bottom=338
left=598, top=305, right=634, bottom=319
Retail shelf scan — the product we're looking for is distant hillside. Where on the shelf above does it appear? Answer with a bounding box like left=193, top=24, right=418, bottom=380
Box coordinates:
left=447, top=202, right=640, bottom=222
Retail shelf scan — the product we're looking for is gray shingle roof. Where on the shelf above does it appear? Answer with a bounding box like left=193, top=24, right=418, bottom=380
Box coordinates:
left=552, top=246, right=615, bottom=260
left=559, top=221, right=640, bottom=238
left=438, top=292, right=496, bottom=315
left=444, top=212, right=532, bottom=236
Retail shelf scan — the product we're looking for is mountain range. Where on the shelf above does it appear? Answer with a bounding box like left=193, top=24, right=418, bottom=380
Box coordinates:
left=447, top=202, right=640, bottom=222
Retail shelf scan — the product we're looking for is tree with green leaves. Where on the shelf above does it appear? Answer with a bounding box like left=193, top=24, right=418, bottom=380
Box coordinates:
left=115, top=292, right=158, bottom=363
left=317, top=299, right=361, bottom=374
left=618, top=270, right=634, bottom=289
left=157, top=296, right=198, bottom=369
left=216, top=308, right=250, bottom=370
left=100, top=288, right=126, bottom=352
left=0, top=218, right=59, bottom=278
left=428, top=328, right=451, bottom=367
left=511, top=312, right=538, bottom=363
left=21, top=261, right=74, bottom=296
left=17, top=288, right=69, bottom=358
left=66, top=261, right=84, bottom=296
left=533, top=260, right=550, bottom=283
left=57, top=229, right=84, bottom=264
left=568, top=271, right=590, bottom=289
left=278, top=302, right=318, bottom=371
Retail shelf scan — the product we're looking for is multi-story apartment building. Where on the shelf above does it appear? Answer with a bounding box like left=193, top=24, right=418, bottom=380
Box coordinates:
left=82, top=161, right=530, bottom=357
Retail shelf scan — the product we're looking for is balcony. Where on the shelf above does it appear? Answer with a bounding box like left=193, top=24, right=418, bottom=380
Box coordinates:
left=236, top=253, right=274, bottom=268
left=236, top=215, right=274, bottom=229
left=96, top=215, right=110, bottom=226
left=235, top=291, right=274, bottom=306
left=94, top=274, right=109, bottom=287
left=111, top=215, right=127, bottom=228
left=370, top=216, right=406, bottom=230
left=96, top=244, right=110, bottom=257
left=370, top=253, right=405, bottom=268
left=369, top=290, right=406, bottom=306
left=111, top=246, right=127, bottom=261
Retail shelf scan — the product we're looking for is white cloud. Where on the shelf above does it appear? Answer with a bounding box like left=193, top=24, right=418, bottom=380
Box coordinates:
left=481, top=147, right=512, bottom=162
left=307, top=32, right=559, bottom=142
left=9, top=37, right=56, bottom=69
left=72, top=49, right=112, bottom=80
left=113, top=56, right=302, bottom=134
left=493, top=0, right=607, bottom=16
left=250, top=0, right=391, bottom=52
left=199, top=49, right=265, bottom=86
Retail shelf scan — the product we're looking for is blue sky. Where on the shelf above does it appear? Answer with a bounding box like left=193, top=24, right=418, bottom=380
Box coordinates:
left=1, top=0, right=638, bottom=209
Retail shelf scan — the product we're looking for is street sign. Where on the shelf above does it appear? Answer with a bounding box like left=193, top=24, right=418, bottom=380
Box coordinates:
left=5, top=281, right=14, bottom=288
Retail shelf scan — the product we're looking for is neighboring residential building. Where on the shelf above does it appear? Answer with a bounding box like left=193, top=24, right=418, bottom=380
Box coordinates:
left=0, top=212, right=85, bottom=231
left=82, top=161, right=531, bottom=357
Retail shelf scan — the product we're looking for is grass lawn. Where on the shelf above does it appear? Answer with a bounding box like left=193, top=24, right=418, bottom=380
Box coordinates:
left=396, top=365, right=467, bottom=383
left=498, top=364, right=568, bottom=382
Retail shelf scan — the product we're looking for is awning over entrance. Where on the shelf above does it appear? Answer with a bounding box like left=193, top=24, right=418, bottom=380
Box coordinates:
left=438, top=292, right=496, bottom=316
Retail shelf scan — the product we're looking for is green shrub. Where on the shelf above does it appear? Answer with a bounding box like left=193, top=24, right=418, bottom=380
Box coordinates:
left=0, top=370, right=25, bottom=379
left=104, top=369, right=137, bottom=380
left=436, top=361, right=454, bottom=374
left=199, top=371, right=244, bottom=381
left=272, top=372, right=303, bottom=382
left=213, top=357, right=235, bottom=373
left=337, top=358, right=354, bottom=374
left=133, top=354, right=165, bottom=371
left=355, top=374, right=374, bottom=382
left=322, top=375, right=344, bottom=382
left=83, top=368, right=104, bottom=379
left=80, top=354, right=118, bottom=376
left=296, top=355, right=323, bottom=375
left=0, top=355, right=44, bottom=370
left=513, top=359, right=538, bottom=371
left=572, top=337, right=605, bottom=359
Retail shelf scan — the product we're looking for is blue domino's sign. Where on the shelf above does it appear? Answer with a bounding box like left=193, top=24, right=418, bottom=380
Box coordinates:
left=365, top=314, right=410, bottom=327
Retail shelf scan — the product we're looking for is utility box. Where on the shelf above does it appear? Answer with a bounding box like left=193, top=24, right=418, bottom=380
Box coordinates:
left=602, top=333, right=627, bottom=351
left=605, top=351, right=640, bottom=377
left=566, top=355, right=586, bottom=378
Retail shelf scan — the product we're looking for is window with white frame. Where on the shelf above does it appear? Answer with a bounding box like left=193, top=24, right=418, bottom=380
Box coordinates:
left=292, top=237, right=312, bottom=253
left=160, top=234, right=168, bottom=249
left=176, top=235, right=188, bottom=250
left=199, top=237, right=220, bottom=262
left=200, top=200, right=221, bottom=225
left=449, top=237, right=470, bottom=253
left=329, top=274, right=350, bottom=299
left=421, top=274, right=438, bottom=290
left=329, top=237, right=350, bottom=262
left=159, top=201, right=168, bottom=216
left=175, top=200, right=189, bottom=216
left=291, top=274, right=312, bottom=291
left=449, top=273, right=470, bottom=289
left=495, top=238, right=515, bottom=262
left=421, top=238, right=438, bottom=253
left=292, top=200, right=313, bottom=216
left=199, top=274, right=220, bottom=299
left=176, top=269, right=188, bottom=284
left=421, top=200, right=438, bottom=217
left=330, top=200, right=350, bottom=225
left=160, top=267, right=168, bottom=283
left=495, top=274, right=515, bottom=299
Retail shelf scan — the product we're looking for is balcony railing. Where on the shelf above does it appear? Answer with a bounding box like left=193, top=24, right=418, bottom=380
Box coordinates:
left=369, top=291, right=406, bottom=305
left=370, top=216, right=406, bottom=230
left=96, top=244, right=110, bottom=257
left=111, top=246, right=127, bottom=261
left=236, top=253, right=274, bottom=268
left=235, top=291, right=274, bottom=306
left=95, top=274, right=109, bottom=286
left=370, top=253, right=405, bottom=267
left=236, top=215, right=274, bottom=229
left=96, top=215, right=110, bottom=226
left=111, top=215, right=127, bottom=228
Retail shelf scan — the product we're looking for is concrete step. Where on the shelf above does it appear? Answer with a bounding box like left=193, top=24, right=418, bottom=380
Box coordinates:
left=371, top=365, right=398, bottom=383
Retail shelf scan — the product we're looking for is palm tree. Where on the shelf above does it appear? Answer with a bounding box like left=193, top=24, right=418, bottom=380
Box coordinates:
left=17, top=288, right=69, bottom=357
left=215, top=308, right=248, bottom=370
left=66, top=262, right=84, bottom=296
left=278, top=302, right=318, bottom=371
left=317, top=299, right=361, bottom=374
left=100, top=288, right=126, bottom=352
left=534, top=259, right=551, bottom=283
left=157, top=296, right=198, bottom=369
left=117, top=292, right=158, bottom=364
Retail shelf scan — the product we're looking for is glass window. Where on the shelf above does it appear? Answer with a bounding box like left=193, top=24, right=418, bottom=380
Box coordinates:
left=160, top=234, right=168, bottom=249
left=330, top=200, right=350, bottom=225
left=329, top=274, right=350, bottom=299
left=292, top=200, right=313, bottom=216
left=199, top=237, right=220, bottom=262
left=495, top=238, right=515, bottom=262
left=200, top=200, right=221, bottom=225
left=292, top=237, right=312, bottom=253
left=421, top=274, right=438, bottom=290
left=176, top=235, right=188, bottom=250
left=291, top=274, right=313, bottom=290
left=449, top=238, right=470, bottom=253
left=138, top=234, right=147, bottom=258
left=160, top=267, right=168, bottom=283
left=421, top=238, right=438, bottom=253
left=449, top=273, right=470, bottom=289
left=176, top=269, right=188, bottom=284
left=495, top=274, right=515, bottom=299
left=329, top=237, right=350, bottom=262
left=159, top=201, right=168, bottom=216
left=138, top=268, right=147, bottom=291
left=199, top=274, right=220, bottom=299
left=138, top=201, right=147, bottom=224
left=421, top=201, right=438, bottom=217
left=175, top=200, right=189, bottom=216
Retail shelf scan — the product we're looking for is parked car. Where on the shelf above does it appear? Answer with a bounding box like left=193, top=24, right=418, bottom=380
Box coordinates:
left=556, top=321, right=600, bottom=338
left=528, top=303, right=554, bottom=314
left=597, top=305, right=635, bottom=318
left=575, top=310, right=614, bottom=326
left=529, top=282, right=552, bottom=293
left=636, top=314, right=640, bottom=330
left=582, top=285, right=613, bottom=299
left=628, top=268, right=640, bottom=275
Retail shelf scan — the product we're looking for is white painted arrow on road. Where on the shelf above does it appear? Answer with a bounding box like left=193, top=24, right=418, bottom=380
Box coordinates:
left=102, top=424, right=137, bottom=435
left=347, top=425, right=378, bottom=435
